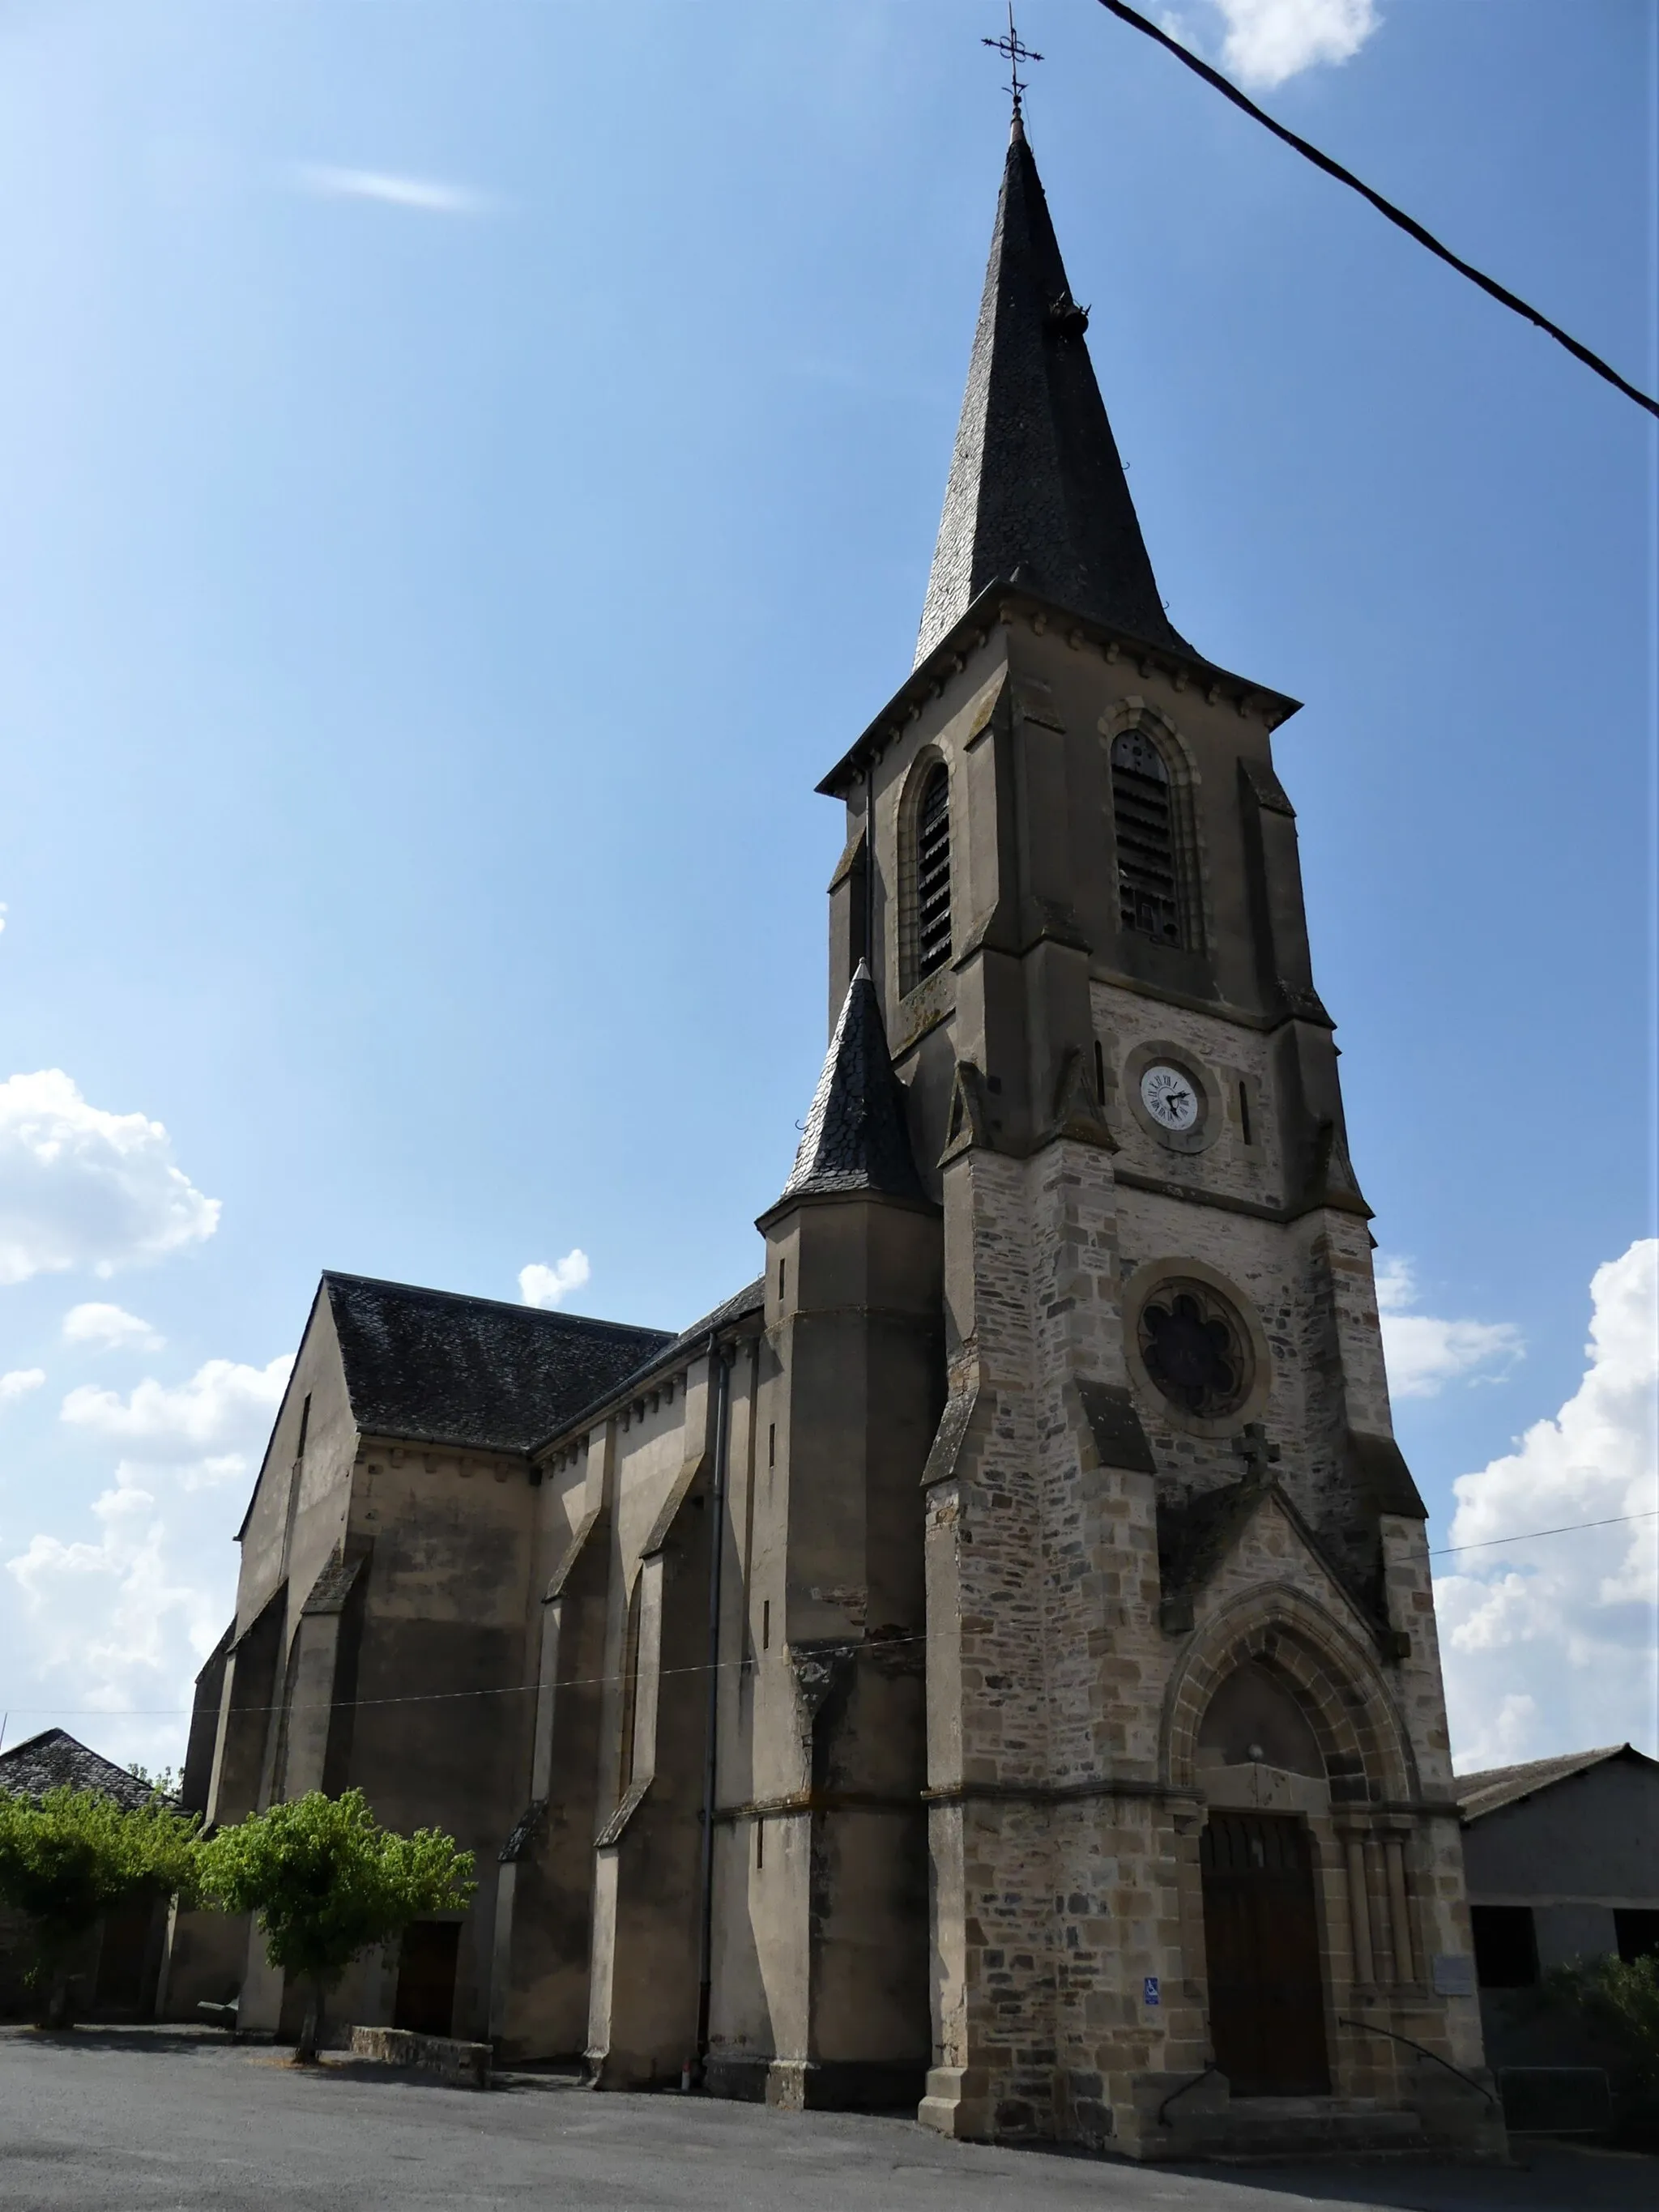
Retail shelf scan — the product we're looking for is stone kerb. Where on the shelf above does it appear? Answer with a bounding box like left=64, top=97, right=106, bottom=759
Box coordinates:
left=349, top=2025, right=492, bottom=2088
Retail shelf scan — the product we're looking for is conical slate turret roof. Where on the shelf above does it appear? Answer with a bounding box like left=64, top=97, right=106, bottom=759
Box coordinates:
left=777, top=962, right=926, bottom=1204
left=915, top=115, right=1190, bottom=666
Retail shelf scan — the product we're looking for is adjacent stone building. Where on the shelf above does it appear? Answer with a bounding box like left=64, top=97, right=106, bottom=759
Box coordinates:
left=1459, top=1742, right=1659, bottom=2124
left=171, top=115, right=1501, bottom=2158
left=0, top=1728, right=173, bottom=2022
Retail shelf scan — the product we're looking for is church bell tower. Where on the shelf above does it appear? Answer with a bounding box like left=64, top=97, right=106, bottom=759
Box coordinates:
left=817, top=115, right=1498, bottom=2158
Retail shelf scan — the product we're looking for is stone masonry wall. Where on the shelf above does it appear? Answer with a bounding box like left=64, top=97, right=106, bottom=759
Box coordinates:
left=924, top=1109, right=1485, bottom=2150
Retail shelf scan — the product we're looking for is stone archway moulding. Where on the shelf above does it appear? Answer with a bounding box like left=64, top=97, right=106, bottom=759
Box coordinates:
left=1160, top=1579, right=1421, bottom=1805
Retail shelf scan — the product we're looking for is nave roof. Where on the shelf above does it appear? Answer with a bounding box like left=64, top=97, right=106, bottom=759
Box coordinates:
left=324, top=1272, right=674, bottom=1455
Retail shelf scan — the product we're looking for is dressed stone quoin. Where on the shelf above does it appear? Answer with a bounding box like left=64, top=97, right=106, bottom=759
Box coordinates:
left=166, top=116, right=1503, bottom=2159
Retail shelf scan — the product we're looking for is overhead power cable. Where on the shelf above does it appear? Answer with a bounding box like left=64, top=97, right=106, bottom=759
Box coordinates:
left=2, top=1509, right=1652, bottom=1728
left=1094, top=0, right=1659, bottom=421
left=1428, top=1507, right=1657, bottom=1559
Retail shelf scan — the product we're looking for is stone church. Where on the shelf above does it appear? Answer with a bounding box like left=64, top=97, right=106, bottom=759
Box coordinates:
left=165, top=117, right=1501, bottom=2158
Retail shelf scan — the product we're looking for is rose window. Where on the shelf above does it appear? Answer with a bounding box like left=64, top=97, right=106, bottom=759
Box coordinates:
left=1137, top=1280, right=1252, bottom=1420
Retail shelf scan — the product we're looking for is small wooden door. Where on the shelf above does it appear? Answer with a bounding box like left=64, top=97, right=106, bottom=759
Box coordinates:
left=394, top=1920, right=460, bottom=2037
left=94, top=1894, right=156, bottom=2015
left=1201, top=1812, right=1330, bottom=2095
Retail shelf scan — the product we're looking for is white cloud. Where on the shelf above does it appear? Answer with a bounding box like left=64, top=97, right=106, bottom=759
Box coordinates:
left=60, top=1354, right=292, bottom=1461
left=1162, top=0, right=1380, bottom=89
left=1435, top=1239, right=1658, bottom=1770
left=292, top=164, right=498, bottom=216
left=6, top=1463, right=231, bottom=1736
left=62, top=1302, right=165, bottom=1353
left=0, top=1367, right=45, bottom=1404
left=4, top=1349, right=292, bottom=1767
left=519, top=1250, right=591, bottom=1310
left=1375, top=1255, right=1523, bottom=1400
left=0, top=1069, right=220, bottom=1286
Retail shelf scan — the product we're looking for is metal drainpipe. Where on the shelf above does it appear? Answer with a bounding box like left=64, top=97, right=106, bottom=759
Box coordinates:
left=693, top=1336, right=733, bottom=2082
left=864, top=760, right=876, bottom=975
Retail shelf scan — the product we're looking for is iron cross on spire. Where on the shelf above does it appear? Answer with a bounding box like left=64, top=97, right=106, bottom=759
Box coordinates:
left=983, top=5, right=1043, bottom=117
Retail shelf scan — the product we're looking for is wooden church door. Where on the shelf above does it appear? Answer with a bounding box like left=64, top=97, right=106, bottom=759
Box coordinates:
left=1200, top=1812, right=1330, bottom=2095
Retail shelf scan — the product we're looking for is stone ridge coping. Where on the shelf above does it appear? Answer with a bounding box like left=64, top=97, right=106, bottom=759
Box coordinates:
left=348, top=2026, right=491, bottom=2089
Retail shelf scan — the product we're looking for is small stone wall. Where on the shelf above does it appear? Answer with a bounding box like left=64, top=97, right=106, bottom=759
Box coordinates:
left=348, top=2025, right=492, bottom=2089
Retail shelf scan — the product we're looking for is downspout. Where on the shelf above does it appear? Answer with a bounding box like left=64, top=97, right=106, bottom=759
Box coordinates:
left=864, top=760, right=877, bottom=980
left=693, top=1336, right=734, bottom=2082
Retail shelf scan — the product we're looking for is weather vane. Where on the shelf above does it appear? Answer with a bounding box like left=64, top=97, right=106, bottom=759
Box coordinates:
left=983, top=5, right=1043, bottom=117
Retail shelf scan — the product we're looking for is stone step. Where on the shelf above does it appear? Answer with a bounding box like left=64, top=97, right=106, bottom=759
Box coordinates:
left=1178, top=2101, right=1430, bottom=2159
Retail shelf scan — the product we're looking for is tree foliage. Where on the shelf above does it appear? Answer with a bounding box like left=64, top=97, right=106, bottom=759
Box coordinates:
left=199, top=1789, right=474, bottom=2060
left=0, top=1785, right=201, bottom=2024
left=1550, top=1954, right=1659, bottom=2085
left=1546, top=1954, right=1659, bottom=2142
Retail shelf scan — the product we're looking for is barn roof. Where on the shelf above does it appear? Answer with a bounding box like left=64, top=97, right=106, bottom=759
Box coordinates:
left=1454, top=1742, right=1657, bottom=1823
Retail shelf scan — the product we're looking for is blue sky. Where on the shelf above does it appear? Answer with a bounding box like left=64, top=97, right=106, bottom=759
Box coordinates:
left=0, top=0, right=1653, bottom=1775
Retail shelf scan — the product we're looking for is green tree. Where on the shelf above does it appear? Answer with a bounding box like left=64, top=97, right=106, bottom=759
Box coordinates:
left=0, top=1786, right=201, bottom=2028
left=199, top=1790, right=475, bottom=2063
left=126, top=1761, right=179, bottom=1797
left=1547, top=1954, right=1659, bottom=2138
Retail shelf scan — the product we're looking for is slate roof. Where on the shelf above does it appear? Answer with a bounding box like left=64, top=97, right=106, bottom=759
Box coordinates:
left=914, top=113, right=1191, bottom=667
left=325, top=1273, right=675, bottom=1455
left=0, top=1728, right=162, bottom=1811
left=533, top=1276, right=767, bottom=1451
left=774, top=962, right=927, bottom=1207
left=1454, top=1743, right=1654, bottom=1823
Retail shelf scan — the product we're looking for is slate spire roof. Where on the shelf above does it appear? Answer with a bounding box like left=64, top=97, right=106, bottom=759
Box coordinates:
left=775, top=961, right=926, bottom=1204
left=915, top=113, right=1190, bottom=667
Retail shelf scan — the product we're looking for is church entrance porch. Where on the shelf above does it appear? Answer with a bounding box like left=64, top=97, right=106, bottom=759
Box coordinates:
left=1200, top=1812, right=1329, bottom=2096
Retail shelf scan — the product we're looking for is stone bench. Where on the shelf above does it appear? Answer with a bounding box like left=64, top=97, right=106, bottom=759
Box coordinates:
left=348, top=2026, right=492, bottom=2089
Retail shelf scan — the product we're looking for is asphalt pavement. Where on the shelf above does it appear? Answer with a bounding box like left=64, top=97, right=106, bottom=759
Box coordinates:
left=2, top=2027, right=1653, bottom=2212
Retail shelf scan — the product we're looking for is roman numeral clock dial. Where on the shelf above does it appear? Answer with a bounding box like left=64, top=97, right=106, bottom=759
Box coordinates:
left=1140, top=1063, right=1200, bottom=1132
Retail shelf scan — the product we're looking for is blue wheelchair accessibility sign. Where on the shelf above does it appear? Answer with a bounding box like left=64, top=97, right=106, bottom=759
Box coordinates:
left=1143, top=1975, right=1160, bottom=2006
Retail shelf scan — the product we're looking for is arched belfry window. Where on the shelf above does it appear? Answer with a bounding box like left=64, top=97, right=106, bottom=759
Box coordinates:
left=1111, top=727, right=1185, bottom=948
left=914, top=763, right=952, bottom=982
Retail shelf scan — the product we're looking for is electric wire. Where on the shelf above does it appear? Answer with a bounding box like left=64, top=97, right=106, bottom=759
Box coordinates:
left=2, top=1509, right=1651, bottom=1725
left=1094, top=0, right=1659, bottom=420
left=1428, top=1508, right=1657, bottom=1559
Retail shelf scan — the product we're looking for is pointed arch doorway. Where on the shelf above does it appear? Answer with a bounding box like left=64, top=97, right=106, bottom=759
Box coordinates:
left=1201, top=1810, right=1330, bottom=2095
left=1196, top=1659, right=1333, bottom=2095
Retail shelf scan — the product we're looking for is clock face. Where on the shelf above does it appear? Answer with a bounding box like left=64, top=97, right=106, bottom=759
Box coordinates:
left=1141, top=1063, right=1200, bottom=1132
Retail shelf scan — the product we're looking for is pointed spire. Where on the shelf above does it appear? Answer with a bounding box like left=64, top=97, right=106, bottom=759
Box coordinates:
left=915, top=120, right=1190, bottom=667
left=777, top=962, right=926, bottom=1204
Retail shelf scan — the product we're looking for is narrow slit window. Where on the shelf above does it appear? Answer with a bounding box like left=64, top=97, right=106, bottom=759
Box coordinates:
left=1094, top=1040, right=1107, bottom=1110
left=1238, top=1081, right=1252, bottom=1146
left=768, top=1422, right=775, bottom=1468
left=1111, top=729, right=1183, bottom=947
left=755, top=1818, right=765, bottom=1870
left=778, top=1257, right=786, bottom=1303
left=761, top=1600, right=770, bottom=1651
left=915, top=765, right=952, bottom=980
left=616, top=1575, right=644, bottom=1798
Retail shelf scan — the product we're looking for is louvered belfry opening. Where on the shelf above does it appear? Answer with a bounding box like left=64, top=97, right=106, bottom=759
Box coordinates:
left=915, top=765, right=953, bottom=980
left=1111, top=728, right=1183, bottom=946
